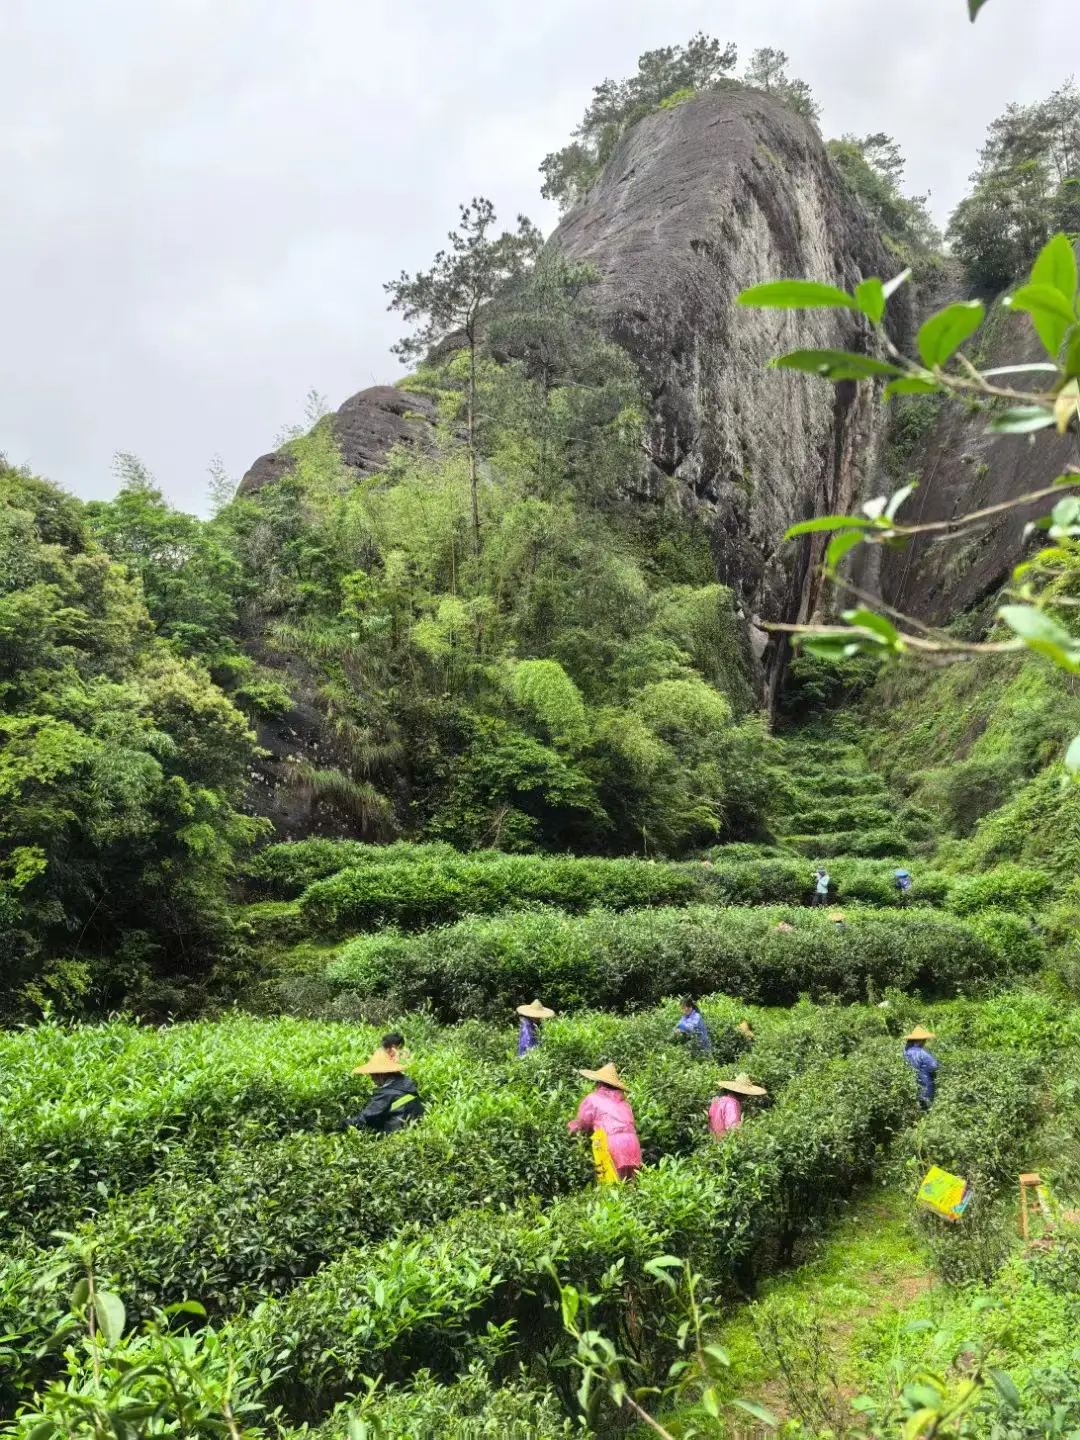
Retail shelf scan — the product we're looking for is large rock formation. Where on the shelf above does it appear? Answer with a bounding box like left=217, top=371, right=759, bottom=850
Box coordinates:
left=549, top=87, right=904, bottom=706
left=239, top=385, right=436, bottom=495
left=876, top=295, right=1078, bottom=626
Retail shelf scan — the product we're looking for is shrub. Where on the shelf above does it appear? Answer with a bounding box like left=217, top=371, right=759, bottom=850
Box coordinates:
left=785, top=827, right=911, bottom=859
left=239, top=1043, right=916, bottom=1420
left=945, top=864, right=1054, bottom=916
left=243, top=839, right=461, bottom=899
left=299, top=854, right=699, bottom=931
left=327, top=905, right=1025, bottom=1020
left=0, top=1014, right=422, bottom=1243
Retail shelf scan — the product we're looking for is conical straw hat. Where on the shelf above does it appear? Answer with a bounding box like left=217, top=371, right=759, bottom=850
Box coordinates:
left=719, top=1072, right=767, bottom=1097
left=353, top=1047, right=405, bottom=1076
left=829, top=911, right=846, bottom=922
left=516, top=999, right=555, bottom=1020
left=737, top=1020, right=755, bottom=1039
left=579, top=1063, right=630, bottom=1092
left=903, top=1025, right=936, bottom=1043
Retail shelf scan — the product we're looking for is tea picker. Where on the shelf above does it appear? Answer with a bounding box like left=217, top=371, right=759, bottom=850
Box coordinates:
left=902, top=1025, right=940, bottom=1109
left=569, top=1063, right=642, bottom=1183
left=672, top=997, right=712, bottom=1053
left=709, top=1073, right=767, bottom=1139
left=343, top=1048, right=425, bottom=1135
left=516, top=999, right=555, bottom=1056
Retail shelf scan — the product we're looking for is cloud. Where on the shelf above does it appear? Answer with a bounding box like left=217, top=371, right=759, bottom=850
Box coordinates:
left=0, top=0, right=1070, bottom=510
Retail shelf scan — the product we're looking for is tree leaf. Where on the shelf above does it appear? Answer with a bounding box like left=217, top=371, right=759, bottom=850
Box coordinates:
left=884, top=376, right=939, bottom=398
left=1064, top=733, right=1080, bottom=774
left=1064, top=326, right=1080, bottom=380
left=969, top=0, right=992, bottom=16
left=772, top=350, right=904, bottom=381
left=999, top=604, right=1080, bottom=671
left=987, top=407, right=1055, bottom=434
left=1004, top=283, right=1078, bottom=359
left=855, top=278, right=885, bottom=324
left=784, top=514, right=874, bottom=539
left=736, top=280, right=857, bottom=309
left=1055, top=379, right=1080, bottom=435
left=826, top=530, right=868, bottom=568
left=886, top=482, right=917, bottom=521
left=70, top=1278, right=90, bottom=1310
left=842, top=608, right=901, bottom=646
left=988, top=1368, right=1021, bottom=1410
left=883, top=268, right=912, bottom=301
left=917, top=301, right=985, bottom=369
left=733, top=1398, right=780, bottom=1426
left=93, top=1291, right=126, bottom=1349
left=980, top=363, right=1061, bottom=377
left=1031, top=232, right=1078, bottom=309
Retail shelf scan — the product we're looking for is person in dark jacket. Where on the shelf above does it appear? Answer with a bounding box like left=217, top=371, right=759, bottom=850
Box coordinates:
left=343, top=1048, right=424, bottom=1134
left=902, top=1025, right=940, bottom=1109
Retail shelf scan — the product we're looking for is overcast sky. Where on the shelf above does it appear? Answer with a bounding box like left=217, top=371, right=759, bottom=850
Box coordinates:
left=1, top=0, right=1073, bottom=514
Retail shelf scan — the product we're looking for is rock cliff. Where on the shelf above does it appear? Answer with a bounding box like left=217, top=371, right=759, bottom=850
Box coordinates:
left=549, top=86, right=903, bottom=706
left=239, top=385, right=436, bottom=495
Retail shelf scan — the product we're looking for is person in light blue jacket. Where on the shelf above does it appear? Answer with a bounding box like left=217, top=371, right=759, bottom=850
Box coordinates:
left=673, top=998, right=712, bottom=1053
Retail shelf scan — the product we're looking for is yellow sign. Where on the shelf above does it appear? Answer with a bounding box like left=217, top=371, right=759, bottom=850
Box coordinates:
left=917, top=1166, right=970, bottom=1222
left=592, top=1127, right=618, bottom=1185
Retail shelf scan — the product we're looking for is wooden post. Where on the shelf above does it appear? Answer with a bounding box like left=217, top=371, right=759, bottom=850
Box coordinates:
left=1020, top=1172, right=1042, bottom=1240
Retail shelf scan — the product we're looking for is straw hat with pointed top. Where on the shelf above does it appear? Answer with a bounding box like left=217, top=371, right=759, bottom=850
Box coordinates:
left=829, top=911, right=846, bottom=922
left=579, top=1063, right=630, bottom=1092
left=737, top=1020, right=755, bottom=1039
left=719, top=1073, right=767, bottom=1097
left=516, top=999, right=555, bottom=1020
left=903, top=1025, right=936, bottom=1043
left=353, top=1047, right=405, bottom=1076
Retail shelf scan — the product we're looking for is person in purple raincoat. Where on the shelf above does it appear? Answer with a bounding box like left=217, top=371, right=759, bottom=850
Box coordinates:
left=516, top=999, right=555, bottom=1056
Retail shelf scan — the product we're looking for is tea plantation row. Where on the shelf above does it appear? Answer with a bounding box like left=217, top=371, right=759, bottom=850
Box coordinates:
left=326, top=904, right=1042, bottom=1018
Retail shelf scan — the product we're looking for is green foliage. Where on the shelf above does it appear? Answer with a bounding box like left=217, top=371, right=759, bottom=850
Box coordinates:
left=539, top=34, right=739, bottom=210
left=826, top=133, right=940, bottom=258
left=300, top=852, right=699, bottom=930
left=0, top=465, right=264, bottom=1019
left=234, top=1045, right=915, bottom=1421
left=945, top=863, right=1053, bottom=915
left=327, top=904, right=1030, bottom=1019
left=948, top=81, right=1080, bottom=290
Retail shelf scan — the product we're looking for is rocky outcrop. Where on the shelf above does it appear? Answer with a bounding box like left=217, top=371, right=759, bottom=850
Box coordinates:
left=549, top=87, right=904, bottom=706
left=876, top=299, right=1079, bottom=626
left=238, top=386, right=437, bottom=495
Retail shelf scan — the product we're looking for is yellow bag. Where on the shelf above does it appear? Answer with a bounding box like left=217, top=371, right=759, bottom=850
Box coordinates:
left=917, top=1166, right=970, bottom=1222
left=592, top=1127, right=619, bottom=1185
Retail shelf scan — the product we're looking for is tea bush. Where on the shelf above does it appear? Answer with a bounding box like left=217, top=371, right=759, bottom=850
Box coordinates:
left=944, top=864, right=1053, bottom=916
left=239, top=1042, right=916, bottom=1420
left=327, top=905, right=1033, bottom=1019
left=299, top=854, right=700, bottom=930
left=243, top=839, right=463, bottom=899
left=701, top=855, right=952, bottom=908
left=0, top=1014, right=427, bottom=1242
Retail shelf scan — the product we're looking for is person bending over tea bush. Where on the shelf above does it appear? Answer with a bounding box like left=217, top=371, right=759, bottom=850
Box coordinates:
left=343, top=1048, right=425, bottom=1135
left=516, top=999, right=555, bottom=1056
left=569, top=1063, right=642, bottom=1183
left=709, top=1072, right=768, bottom=1139
left=672, top=996, right=713, bottom=1053
left=903, top=1025, right=940, bottom=1109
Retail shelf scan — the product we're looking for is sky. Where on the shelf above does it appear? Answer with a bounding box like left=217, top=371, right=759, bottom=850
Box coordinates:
left=0, top=0, right=1073, bottom=514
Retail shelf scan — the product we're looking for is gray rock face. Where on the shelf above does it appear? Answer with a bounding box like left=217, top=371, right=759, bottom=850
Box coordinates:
left=876, top=300, right=1079, bottom=626
left=238, top=385, right=436, bottom=495
left=550, top=87, right=902, bottom=704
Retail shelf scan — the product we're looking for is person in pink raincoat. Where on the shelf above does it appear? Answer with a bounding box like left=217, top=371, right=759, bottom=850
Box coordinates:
left=568, top=1063, right=642, bottom=1182
left=708, top=1073, right=768, bottom=1140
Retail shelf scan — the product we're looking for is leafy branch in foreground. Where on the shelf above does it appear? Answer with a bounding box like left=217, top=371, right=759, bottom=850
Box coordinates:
left=738, top=229, right=1080, bottom=765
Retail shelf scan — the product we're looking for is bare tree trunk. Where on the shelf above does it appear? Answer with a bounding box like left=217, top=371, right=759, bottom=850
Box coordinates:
left=467, top=334, right=480, bottom=558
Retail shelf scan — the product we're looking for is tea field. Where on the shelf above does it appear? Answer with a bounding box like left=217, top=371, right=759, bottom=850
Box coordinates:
left=5, top=775, right=1080, bottom=1438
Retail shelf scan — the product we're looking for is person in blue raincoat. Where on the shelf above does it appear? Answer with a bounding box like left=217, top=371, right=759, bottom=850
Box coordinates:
left=672, top=997, right=712, bottom=1053
left=903, top=1025, right=940, bottom=1109
left=516, top=1000, right=555, bottom=1056
left=894, top=867, right=912, bottom=903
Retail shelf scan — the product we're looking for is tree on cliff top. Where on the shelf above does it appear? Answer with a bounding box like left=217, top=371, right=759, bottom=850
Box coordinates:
left=540, top=34, right=738, bottom=211
left=385, top=198, right=541, bottom=555
left=540, top=34, right=821, bottom=213
left=827, top=132, right=941, bottom=259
